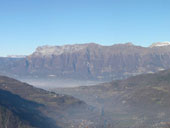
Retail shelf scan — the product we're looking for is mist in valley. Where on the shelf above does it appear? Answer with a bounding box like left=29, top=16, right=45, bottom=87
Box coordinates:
left=19, top=78, right=103, bottom=89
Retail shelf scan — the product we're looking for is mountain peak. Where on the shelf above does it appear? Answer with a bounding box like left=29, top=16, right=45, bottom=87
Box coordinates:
left=150, top=41, right=170, bottom=48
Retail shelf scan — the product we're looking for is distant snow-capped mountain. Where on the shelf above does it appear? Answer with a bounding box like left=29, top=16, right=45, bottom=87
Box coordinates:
left=150, top=41, right=170, bottom=48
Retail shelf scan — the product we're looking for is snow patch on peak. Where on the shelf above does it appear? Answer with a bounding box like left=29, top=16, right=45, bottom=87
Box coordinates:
left=150, top=41, right=170, bottom=48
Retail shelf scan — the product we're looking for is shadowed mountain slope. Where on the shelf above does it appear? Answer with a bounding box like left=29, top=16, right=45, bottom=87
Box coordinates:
left=0, top=89, right=59, bottom=128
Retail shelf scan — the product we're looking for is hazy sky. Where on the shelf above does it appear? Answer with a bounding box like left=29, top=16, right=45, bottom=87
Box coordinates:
left=0, top=0, right=170, bottom=56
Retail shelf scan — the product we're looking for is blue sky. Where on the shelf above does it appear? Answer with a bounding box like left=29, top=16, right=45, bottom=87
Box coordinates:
left=0, top=0, right=170, bottom=56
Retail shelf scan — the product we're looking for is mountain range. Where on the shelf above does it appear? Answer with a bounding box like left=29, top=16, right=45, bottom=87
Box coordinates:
left=1, top=42, right=170, bottom=83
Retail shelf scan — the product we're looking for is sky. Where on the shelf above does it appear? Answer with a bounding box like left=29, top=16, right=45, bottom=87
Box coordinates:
left=0, top=0, right=170, bottom=56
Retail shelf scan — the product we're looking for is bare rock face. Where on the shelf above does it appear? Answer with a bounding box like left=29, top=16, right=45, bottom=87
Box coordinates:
left=2, top=42, right=170, bottom=80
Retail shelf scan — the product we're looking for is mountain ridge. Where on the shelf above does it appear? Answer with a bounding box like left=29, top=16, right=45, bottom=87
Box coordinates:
left=2, top=42, right=170, bottom=82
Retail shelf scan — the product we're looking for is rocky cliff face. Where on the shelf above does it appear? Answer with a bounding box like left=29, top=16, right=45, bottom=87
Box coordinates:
left=2, top=42, right=170, bottom=80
